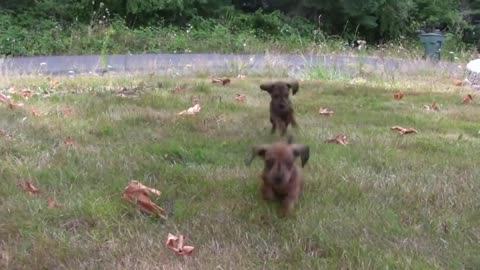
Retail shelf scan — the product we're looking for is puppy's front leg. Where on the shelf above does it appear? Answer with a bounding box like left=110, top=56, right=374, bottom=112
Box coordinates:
left=270, top=117, right=277, bottom=134
left=277, top=121, right=288, bottom=136
left=280, top=197, right=296, bottom=217
left=261, top=182, right=275, bottom=201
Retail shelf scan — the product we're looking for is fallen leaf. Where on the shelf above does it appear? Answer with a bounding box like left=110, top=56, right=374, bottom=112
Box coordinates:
left=65, top=136, right=74, bottom=145
left=391, top=126, right=417, bottom=135
left=166, top=233, right=195, bottom=256
left=0, top=93, right=10, bottom=104
left=318, top=108, right=334, bottom=116
left=423, top=102, right=439, bottom=111
left=48, top=77, right=61, bottom=89
left=0, top=94, right=24, bottom=110
left=173, top=87, right=185, bottom=94
left=17, top=180, right=41, bottom=195
left=325, top=134, right=349, bottom=145
left=234, top=94, right=246, bottom=103
left=31, top=109, right=41, bottom=116
left=393, top=92, right=404, bottom=100
left=191, top=95, right=200, bottom=105
left=47, top=198, right=64, bottom=208
left=8, top=102, right=24, bottom=110
left=454, top=79, right=463, bottom=87
left=20, top=89, right=33, bottom=100
left=116, top=87, right=138, bottom=98
left=211, top=77, right=231, bottom=86
left=463, top=94, right=474, bottom=104
left=122, top=180, right=166, bottom=219
left=62, top=106, right=74, bottom=116
left=178, top=104, right=201, bottom=116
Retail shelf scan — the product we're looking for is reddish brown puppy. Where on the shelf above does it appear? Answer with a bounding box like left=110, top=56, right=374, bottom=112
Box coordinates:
left=245, top=137, right=310, bottom=216
left=260, top=80, right=300, bottom=136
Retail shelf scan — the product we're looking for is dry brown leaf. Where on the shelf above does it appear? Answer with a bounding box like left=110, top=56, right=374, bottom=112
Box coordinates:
left=116, top=88, right=138, bottom=98
left=454, top=79, right=464, bottom=87
left=64, top=136, right=74, bottom=145
left=0, top=129, right=12, bottom=138
left=62, top=106, right=74, bottom=116
left=318, top=108, right=334, bottom=116
left=17, top=180, right=41, bottom=195
left=463, top=94, right=474, bottom=104
left=325, top=135, right=349, bottom=145
left=31, top=109, right=41, bottom=116
left=8, top=102, right=24, bottom=110
left=166, top=233, right=195, bottom=256
left=191, top=95, right=200, bottom=105
left=178, top=104, right=201, bottom=116
left=48, top=77, right=61, bottom=89
left=0, top=93, right=24, bottom=110
left=20, top=89, right=33, bottom=100
left=47, top=198, right=64, bottom=208
left=423, top=102, right=439, bottom=111
left=0, top=93, right=11, bottom=104
left=173, top=87, right=186, bottom=94
left=211, top=77, right=231, bottom=86
left=122, top=180, right=166, bottom=219
left=391, top=126, right=417, bottom=135
left=234, top=94, right=246, bottom=103
left=393, top=92, right=405, bottom=100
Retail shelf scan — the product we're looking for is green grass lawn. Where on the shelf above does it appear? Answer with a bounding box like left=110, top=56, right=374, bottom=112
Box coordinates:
left=0, top=75, right=479, bottom=269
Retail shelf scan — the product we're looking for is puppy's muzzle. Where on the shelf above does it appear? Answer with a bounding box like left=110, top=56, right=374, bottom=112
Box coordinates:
left=276, top=102, right=290, bottom=113
left=274, top=175, right=283, bottom=184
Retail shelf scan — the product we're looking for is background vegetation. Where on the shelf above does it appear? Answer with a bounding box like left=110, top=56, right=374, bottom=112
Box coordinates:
left=1, top=0, right=480, bottom=57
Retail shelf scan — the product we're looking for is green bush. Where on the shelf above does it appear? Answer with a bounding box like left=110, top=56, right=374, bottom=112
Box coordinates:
left=0, top=0, right=478, bottom=57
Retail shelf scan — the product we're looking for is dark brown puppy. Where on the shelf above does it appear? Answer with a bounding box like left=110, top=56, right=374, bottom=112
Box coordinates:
left=245, top=137, right=309, bottom=216
left=260, top=80, right=300, bottom=136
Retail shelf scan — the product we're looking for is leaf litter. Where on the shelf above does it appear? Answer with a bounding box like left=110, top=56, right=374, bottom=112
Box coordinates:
left=122, top=180, right=167, bottom=219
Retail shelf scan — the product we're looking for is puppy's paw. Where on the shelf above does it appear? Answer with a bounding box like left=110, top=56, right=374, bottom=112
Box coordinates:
left=261, top=184, right=275, bottom=201
left=280, top=200, right=295, bottom=218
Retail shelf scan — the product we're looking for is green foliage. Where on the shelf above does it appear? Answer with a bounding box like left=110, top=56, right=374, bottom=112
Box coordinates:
left=0, top=0, right=478, bottom=56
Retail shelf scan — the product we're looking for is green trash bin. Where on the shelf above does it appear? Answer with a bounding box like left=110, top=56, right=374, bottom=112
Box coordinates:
left=418, top=32, right=446, bottom=61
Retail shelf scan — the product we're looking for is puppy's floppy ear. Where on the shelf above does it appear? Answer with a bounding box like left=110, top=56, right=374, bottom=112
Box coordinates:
left=286, top=80, right=299, bottom=95
left=245, top=145, right=270, bottom=166
left=260, top=83, right=274, bottom=93
left=291, top=144, right=310, bottom=167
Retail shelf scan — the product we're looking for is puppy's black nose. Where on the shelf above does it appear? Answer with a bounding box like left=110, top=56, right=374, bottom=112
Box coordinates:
left=274, top=176, right=283, bottom=184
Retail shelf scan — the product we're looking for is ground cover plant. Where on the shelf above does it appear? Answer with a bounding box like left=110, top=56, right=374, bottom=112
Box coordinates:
left=0, top=72, right=479, bottom=269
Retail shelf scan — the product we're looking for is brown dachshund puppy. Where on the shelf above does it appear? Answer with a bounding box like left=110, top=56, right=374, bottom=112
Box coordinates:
left=245, top=137, right=310, bottom=216
left=260, top=80, right=300, bottom=136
